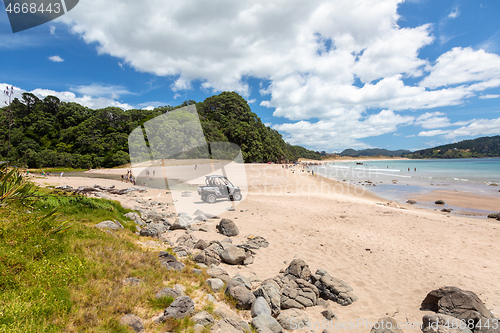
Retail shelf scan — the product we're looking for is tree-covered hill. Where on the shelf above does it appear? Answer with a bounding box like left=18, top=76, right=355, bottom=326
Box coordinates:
left=410, top=135, right=500, bottom=159
left=340, top=148, right=411, bottom=157
left=0, top=91, right=319, bottom=168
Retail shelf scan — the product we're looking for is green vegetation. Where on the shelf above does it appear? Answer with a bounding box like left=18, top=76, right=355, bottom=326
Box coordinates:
left=0, top=91, right=319, bottom=168
left=409, top=135, right=500, bottom=159
left=340, top=148, right=411, bottom=157
left=0, top=173, right=220, bottom=332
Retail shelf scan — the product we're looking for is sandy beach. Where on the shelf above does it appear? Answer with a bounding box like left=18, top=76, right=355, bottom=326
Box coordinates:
left=33, top=164, right=500, bottom=332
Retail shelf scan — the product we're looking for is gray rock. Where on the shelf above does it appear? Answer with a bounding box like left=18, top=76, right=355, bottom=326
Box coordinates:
left=225, top=280, right=256, bottom=310
left=435, top=200, right=446, bottom=205
left=173, top=246, right=189, bottom=257
left=221, top=246, right=247, bottom=265
left=421, top=286, right=495, bottom=324
left=94, top=220, right=122, bottom=230
left=284, top=259, right=312, bottom=281
left=192, top=311, right=215, bottom=326
left=216, top=218, right=239, bottom=237
left=279, top=276, right=319, bottom=309
left=246, top=236, right=269, bottom=249
left=252, top=314, right=283, bottom=333
left=211, top=318, right=251, bottom=333
left=321, top=309, right=336, bottom=321
left=312, top=270, right=358, bottom=306
left=253, top=279, right=282, bottom=317
left=164, top=296, right=195, bottom=319
left=406, top=199, right=417, bottom=205
left=206, top=278, right=225, bottom=292
left=125, top=212, right=145, bottom=226
left=487, top=213, right=499, bottom=219
left=214, top=305, right=242, bottom=322
left=370, top=317, right=404, bottom=333
left=119, top=314, right=144, bottom=332
left=232, top=274, right=252, bottom=290
left=276, top=308, right=310, bottom=330
left=170, top=215, right=192, bottom=230
left=422, top=313, right=473, bottom=333
left=155, top=287, right=183, bottom=300
left=176, top=234, right=197, bottom=249
left=192, top=268, right=202, bottom=275
left=251, top=297, right=272, bottom=318
left=139, top=226, right=159, bottom=237
left=161, top=261, right=186, bottom=271
left=158, top=251, right=177, bottom=262
left=194, top=239, right=210, bottom=250
left=207, top=266, right=231, bottom=284
left=194, top=243, right=223, bottom=266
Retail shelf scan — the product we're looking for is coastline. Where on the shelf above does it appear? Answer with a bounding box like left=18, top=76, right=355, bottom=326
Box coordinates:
left=32, top=163, right=500, bottom=332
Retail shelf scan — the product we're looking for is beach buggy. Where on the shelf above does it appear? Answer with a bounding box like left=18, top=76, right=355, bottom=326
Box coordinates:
left=197, top=175, right=242, bottom=203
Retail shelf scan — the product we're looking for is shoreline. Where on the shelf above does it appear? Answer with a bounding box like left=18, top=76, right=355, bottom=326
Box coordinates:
left=32, top=163, right=500, bottom=332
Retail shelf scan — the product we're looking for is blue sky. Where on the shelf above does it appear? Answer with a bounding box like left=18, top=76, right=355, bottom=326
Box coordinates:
left=1, top=0, right=500, bottom=153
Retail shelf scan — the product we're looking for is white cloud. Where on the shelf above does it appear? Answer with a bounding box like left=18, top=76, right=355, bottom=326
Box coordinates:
left=70, top=83, right=132, bottom=99
left=53, top=0, right=500, bottom=150
left=479, top=94, right=500, bottom=99
left=48, top=55, right=64, bottom=62
left=0, top=83, right=133, bottom=110
left=448, top=7, right=459, bottom=19
left=418, top=118, right=500, bottom=139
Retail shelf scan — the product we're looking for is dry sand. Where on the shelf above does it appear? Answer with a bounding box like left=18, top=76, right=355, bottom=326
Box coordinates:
left=33, top=164, right=500, bottom=332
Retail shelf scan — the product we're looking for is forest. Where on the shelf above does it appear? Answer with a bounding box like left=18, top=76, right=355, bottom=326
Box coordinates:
left=0, top=91, right=320, bottom=168
left=409, top=135, right=500, bottom=159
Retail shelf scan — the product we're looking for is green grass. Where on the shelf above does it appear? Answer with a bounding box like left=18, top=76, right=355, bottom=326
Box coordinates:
left=27, top=167, right=88, bottom=173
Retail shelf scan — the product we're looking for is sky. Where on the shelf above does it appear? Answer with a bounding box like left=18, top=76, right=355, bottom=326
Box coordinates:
left=1, top=0, right=500, bottom=153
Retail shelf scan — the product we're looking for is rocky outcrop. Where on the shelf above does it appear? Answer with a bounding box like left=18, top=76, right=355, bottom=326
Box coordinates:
left=225, top=280, right=256, bottom=310
left=253, top=279, right=282, bottom=317
left=194, top=242, right=223, bottom=266
left=278, top=276, right=318, bottom=309
left=276, top=308, right=310, bottom=330
left=192, top=311, right=215, bottom=327
left=284, top=259, right=312, bottom=281
left=312, top=269, right=358, bottom=306
left=221, top=246, right=247, bottom=265
left=252, top=314, right=283, bottom=333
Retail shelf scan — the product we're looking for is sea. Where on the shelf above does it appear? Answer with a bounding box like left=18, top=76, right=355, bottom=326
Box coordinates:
left=311, top=158, right=500, bottom=211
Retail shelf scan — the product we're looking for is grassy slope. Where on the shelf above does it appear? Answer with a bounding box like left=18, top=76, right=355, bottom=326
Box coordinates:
left=0, top=189, right=216, bottom=332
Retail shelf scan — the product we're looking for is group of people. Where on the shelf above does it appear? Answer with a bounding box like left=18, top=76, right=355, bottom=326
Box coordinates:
left=121, top=170, right=136, bottom=185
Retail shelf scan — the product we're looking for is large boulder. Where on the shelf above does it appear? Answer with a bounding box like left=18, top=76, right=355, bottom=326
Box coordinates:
left=164, top=296, right=195, bottom=319
left=245, top=235, right=269, bottom=249
left=170, top=215, right=192, bottom=230
left=206, top=278, right=225, bottom=292
left=277, top=276, right=318, bottom=309
left=192, top=311, right=215, bottom=327
left=254, top=279, right=282, bottom=317
left=207, top=266, right=231, bottom=284
left=94, top=220, right=122, bottom=230
left=216, top=219, right=239, bottom=237
left=421, top=287, right=495, bottom=325
left=252, top=297, right=272, bottom=318
left=312, top=269, right=358, bottom=306
left=369, top=317, right=404, bottom=333
left=422, top=313, right=473, bottom=333
left=221, top=246, right=247, bottom=265
left=155, top=287, right=183, bottom=300
left=252, top=314, right=283, bottom=333
left=225, top=280, right=256, bottom=310
left=276, top=308, right=310, bottom=330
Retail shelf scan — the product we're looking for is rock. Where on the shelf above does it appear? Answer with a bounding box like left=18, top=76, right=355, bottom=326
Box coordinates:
left=280, top=276, right=318, bottom=309
left=122, top=277, right=142, bottom=286
left=221, top=246, right=247, bottom=265
left=211, top=318, right=251, bottom=333
left=194, top=324, right=205, bottom=333
left=487, top=213, right=499, bottom=219
left=173, top=246, right=189, bottom=257
left=253, top=314, right=283, bottom=333
left=214, top=305, right=242, bottom=322
left=207, top=266, right=231, bottom=284
left=125, top=212, right=145, bottom=226
left=176, top=234, right=197, bottom=249
left=246, top=235, right=269, bottom=249
left=422, top=313, right=473, bottom=333
left=94, top=220, right=122, bottom=230
left=194, top=214, right=208, bottom=222
left=370, top=317, right=404, bottom=333
left=192, top=268, right=202, bottom=275
left=251, top=297, right=272, bottom=318
left=216, top=218, right=239, bottom=236
left=119, top=314, right=144, bottom=332
left=159, top=251, right=177, bottom=262
left=194, top=243, right=223, bottom=266
left=164, top=296, right=195, bottom=319
left=194, top=239, right=210, bottom=250
left=225, top=280, right=256, bottom=310
left=284, top=259, right=312, bottom=281
left=192, top=311, right=215, bottom=326
left=253, top=279, right=282, bottom=317
left=206, top=278, right=225, bottom=292
left=406, top=199, right=417, bottom=204
left=139, top=226, right=159, bottom=237
left=421, top=286, right=496, bottom=325
left=321, top=309, right=336, bottom=320
left=276, top=308, right=310, bottom=330
left=435, top=200, right=446, bottom=205
left=312, top=270, right=358, bottom=306
left=232, top=274, right=252, bottom=290
left=155, top=287, right=183, bottom=300
left=442, top=209, right=453, bottom=213
left=170, top=215, right=192, bottom=230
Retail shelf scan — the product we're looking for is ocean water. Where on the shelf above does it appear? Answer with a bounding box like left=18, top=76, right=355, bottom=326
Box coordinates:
left=311, top=158, right=500, bottom=203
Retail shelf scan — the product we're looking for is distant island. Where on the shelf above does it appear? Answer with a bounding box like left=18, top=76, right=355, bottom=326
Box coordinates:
left=409, top=135, right=500, bottom=159
left=339, top=148, right=411, bottom=157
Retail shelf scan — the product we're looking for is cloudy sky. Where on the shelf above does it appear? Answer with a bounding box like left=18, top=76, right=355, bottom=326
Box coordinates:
left=1, top=0, right=500, bottom=152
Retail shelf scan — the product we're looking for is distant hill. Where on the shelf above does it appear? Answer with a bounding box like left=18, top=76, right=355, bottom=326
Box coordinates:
left=410, top=135, right=500, bottom=159
left=0, top=91, right=320, bottom=168
left=340, top=148, right=411, bottom=157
